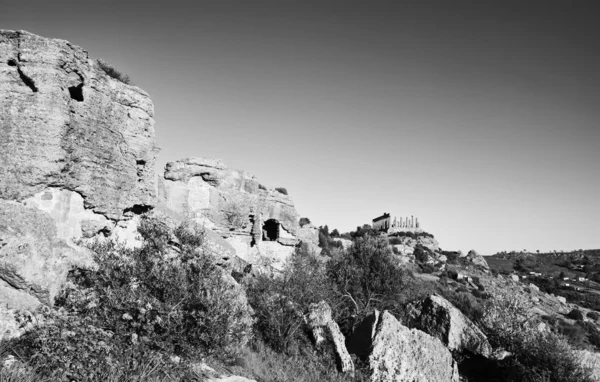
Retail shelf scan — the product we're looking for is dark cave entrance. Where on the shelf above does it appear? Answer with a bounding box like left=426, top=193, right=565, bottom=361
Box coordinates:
left=68, top=83, right=84, bottom=102
left=263, top=219, right=279, bottom=241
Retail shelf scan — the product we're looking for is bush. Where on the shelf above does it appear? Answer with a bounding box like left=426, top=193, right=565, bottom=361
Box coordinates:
left=587, top=311, right=600, bottom=320
left=326, top=236, right=408, bottom=332
left=275, top=187, right=288, bottom=195
left=567, top=309, right=585, bottom=321
left=246, top=245, right=335, bottom=352
left=480, top=292, right=594, bottom=382
left=8, top=215, right=252, bottom=380
left=223, top=197, right=250, bottom=229
left=299, top=217, right=311, bottom=227
left=97, top=59, right=131, bottom=84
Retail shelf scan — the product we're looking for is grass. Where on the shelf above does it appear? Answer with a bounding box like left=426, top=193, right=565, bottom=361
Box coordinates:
left=225, top=340, right=366, bottom=382
left=97, top=59, right=131, bottom=84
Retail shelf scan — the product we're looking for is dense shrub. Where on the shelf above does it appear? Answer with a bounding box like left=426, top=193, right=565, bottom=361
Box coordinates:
left=223, top=196, right=250, bottom=229
left=480, top=292, right=593, bottom=382
left=567, top=309, right=585, bottom=321
left=246, top=246, right=335, bottom=352
left=275, top=187, right=288, bottom=195
left=587, top=311, right=600, bottom=320
left=326, top=236, right=408, bottom=332
left=97, top=59, right=131, bottom=84
left=298, top=217, right=311, bottom=227
left=8, top=215, right=252, bottom=380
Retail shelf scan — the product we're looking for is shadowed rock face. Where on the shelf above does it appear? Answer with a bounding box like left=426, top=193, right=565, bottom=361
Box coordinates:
left=409, top=294, right=493, bottom=358
left=0, top=30, right=158, bottom=221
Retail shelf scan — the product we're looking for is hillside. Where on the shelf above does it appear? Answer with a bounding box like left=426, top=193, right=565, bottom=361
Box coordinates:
left=0, top=30, right=599, bottom=382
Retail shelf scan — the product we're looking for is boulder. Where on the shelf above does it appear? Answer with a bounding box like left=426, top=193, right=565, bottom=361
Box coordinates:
left=409, top=294, right=492, bottom=357
left=347, top=310, right=459, bottom=382
left=0, top=201, right=95, bottom=339
left=0, top=30, right=158, bottom=223
left=466, top=250, right=489, bottom=269
left=305, top=301, right=354, bottom=374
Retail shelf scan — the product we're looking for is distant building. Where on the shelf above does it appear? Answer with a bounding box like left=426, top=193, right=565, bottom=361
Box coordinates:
left=372, top=212, right=422, bottom=232
left=372, top=213, right=391, bottom=231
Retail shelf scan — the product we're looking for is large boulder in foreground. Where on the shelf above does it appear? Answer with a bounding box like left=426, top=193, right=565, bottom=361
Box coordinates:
left=158, top=157, right=318, bottom=270
left=409, top=294, right=492, bottom=357
left=305, top=301, right=354, bottom=374
left=0, top=201, right=95, bottom=339
left=347, top=310, right=459, bottom=382
left=0, top=30, right=158, bottom=226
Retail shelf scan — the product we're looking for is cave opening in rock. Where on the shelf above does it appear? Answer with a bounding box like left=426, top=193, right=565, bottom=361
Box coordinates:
left=7, top=59, right=17, bottom=66
left=68, top=83, right=84, bottom=102
left=263, top=219, right=279, bottom=241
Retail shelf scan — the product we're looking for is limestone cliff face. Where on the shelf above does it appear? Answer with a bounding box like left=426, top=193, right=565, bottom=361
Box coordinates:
left=158, top=157, right=316, bottom=270
left=0, top=30, right=158, bottom=223
left=0, top=30, right=158, bottom=335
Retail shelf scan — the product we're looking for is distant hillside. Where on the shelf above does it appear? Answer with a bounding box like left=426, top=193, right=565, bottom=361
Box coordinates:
left=487, top=249, right=600, bottom=311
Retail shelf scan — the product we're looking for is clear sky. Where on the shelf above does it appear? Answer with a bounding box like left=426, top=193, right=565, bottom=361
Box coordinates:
left=3, top=1, right=599, bottom=255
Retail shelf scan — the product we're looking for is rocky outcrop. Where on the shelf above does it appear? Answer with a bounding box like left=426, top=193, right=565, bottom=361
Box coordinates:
left=158, top=158, right=317, bottom=270
left=0, top=201, right=95, bottom=339
left=466, top=250, right=489, bottom=269
left=408, top=294, right=492, bottom=357
left=305, top=301, right=354, bottom=374
left=347, top=310, right=459, bottom=382
left=0, top=30, right=158, bottom=239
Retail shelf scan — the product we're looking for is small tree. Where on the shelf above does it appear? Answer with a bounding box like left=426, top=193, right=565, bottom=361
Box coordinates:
left=326, top=236, right=407, bottom=330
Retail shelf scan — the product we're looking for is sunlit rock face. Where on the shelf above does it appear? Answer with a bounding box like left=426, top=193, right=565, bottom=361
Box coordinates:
left=0, top=30, right=158, bottom=222
left=158, top=157, right=318, bottom=270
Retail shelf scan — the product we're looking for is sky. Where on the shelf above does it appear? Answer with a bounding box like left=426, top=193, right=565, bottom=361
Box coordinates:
left=3, top=1, right=599, bottom=255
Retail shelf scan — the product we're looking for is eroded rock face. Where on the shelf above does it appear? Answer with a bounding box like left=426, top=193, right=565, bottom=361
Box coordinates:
left=0, top=201, right=95, bottom=306
left=0, top=201, right=95, bottom=339
left=347, top=310, right=459, bottom=382
left=158, top=157, right=317, bottom=270
left=0, top=30, right=158, bottom=222
left=409, top=294, right=492, bottom=357
left=306, top=301, right=354, bottom=374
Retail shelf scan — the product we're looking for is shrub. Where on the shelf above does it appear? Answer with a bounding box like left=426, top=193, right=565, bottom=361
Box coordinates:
left=587, top=311, right=600, bottom=321
left=246, top=245, right=335, bottom=352
left=480, top=292, right=594, bottom=382
left=326, top=236, right=408, bottom=332
left=97, top=59, right=131, bottom=84
left=275, top=187, right=288, bottom=195
left=8, top=215, right=252, bottom=380
left=222, top=197, right=250, bottom=229
left=567, top=309, right=585, bottom=321
left=299, top=217, right=311, bottom=227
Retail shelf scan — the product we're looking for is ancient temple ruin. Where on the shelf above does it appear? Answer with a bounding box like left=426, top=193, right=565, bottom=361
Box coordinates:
left=372, top=212, right=422, bottom=233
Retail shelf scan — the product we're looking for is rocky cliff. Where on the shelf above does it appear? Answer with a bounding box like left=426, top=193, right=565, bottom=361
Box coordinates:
left=0, top=30, right=158, bottom=233
left=158, top=157, right=318, bottom=270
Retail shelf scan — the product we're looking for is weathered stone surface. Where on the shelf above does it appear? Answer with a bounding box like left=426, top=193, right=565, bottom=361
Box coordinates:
left=306, top=300, right=354, bottom=374
left=347, top=310, right=459, bottom=382
left=409, top=294, right=492, bottom=357
left=158, top=157, right=315, bottom=270
left=466, top=249, right=489, bottom=269
left=0, top=201, right=95, bottom=306
left=0, top=201, right=95, bottom=336
left=0, top=30, right=158, bottom=222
